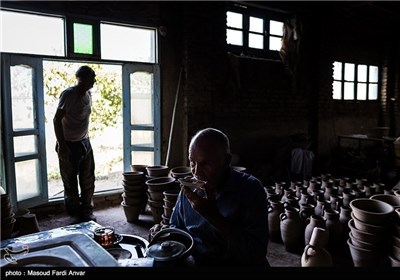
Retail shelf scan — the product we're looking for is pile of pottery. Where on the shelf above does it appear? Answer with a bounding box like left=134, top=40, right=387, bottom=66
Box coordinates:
left=161, top=189, right=181, bottom=226
left=1, top=193, right=16, bottom=240
left=121, top=171, right=147, bottom=222
left=347, top=198, right=394, bottom=267
left=265, top=175, right=394, bottom=252
left=146, top=167, right=179, bottom=223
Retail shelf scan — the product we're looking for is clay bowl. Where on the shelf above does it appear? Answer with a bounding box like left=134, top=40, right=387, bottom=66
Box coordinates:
left=393, top=235, right=400, bottom=248
left=149, top=204, right=163, bottom=224
left=130, top=164, right=148, bottom=174
left=170, top=166, right=192, bottom=179
left=388, top=255, right=400, bottom=267
left=122, top=182, right=147, bottom=192
left=232, top=166, right=247, bottom=172
left=147, top=198, right=164, bottom=208
left=349, top=232, right=384, bottom=251
left=161, top=214, right=170, bottom=225
left=121, top=201, right=142, bottom=223
left=393, top=244, right=400, bottom=260
left=163, top=198, right=177, bottom=209
left=370, top=194, right=400, bottom=209
left=350, top=198, right=394, bottom=225
left=348, top=219, right=388, bottom=244
left=122, top=171, right=146, bottom=183
left=350, top=212, right=389, bottom=234
left=163, top=205, right=173, bottom=218
left=395, top=208, right=400, bottom=223
left=146, top=165, right=170, bottom=177
left=146, top=177, right=177, bottom=192
left=122, top=192, right=146, bottom=206
left=147, top=189, right=164, bottom=201
left=347, top=238, right=386, bottom=267
left=163, top=189, right=181, bottom=201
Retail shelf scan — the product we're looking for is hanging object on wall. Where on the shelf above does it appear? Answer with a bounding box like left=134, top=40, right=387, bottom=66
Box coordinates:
left=279, top=17, right=301, bottom=75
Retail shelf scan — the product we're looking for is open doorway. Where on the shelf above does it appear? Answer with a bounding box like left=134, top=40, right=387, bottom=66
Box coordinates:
left=43, top=61, right=124, bottom=199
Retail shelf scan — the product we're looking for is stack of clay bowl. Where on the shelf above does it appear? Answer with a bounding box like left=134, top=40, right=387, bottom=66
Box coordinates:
left=161, top=189, right=181, bottom=226
left=146, top=176, right=179, bottom=224
left=121, top=171, right=147, bottom=222
left=1, top=193, right=16, bottom=240
left=170, top=166, right=191, bottom=180
left=370, top=194, right=400, bottom=267
left=347, top=198, right=395, bottom=267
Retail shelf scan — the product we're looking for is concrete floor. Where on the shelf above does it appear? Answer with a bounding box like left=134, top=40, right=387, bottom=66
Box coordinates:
left=33, top=197, right=353, bottom=268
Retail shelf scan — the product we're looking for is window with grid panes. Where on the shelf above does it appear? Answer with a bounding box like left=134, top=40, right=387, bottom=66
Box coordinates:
left=333, top=61, right=379, bottom=100
left=226, top=6, right=284, bottom=59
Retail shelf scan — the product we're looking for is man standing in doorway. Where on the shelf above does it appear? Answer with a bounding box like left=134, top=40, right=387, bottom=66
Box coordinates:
left=53, top=65, right=97, bottom=224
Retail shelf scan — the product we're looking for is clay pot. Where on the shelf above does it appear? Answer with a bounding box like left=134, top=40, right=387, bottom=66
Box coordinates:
left=370, top=194, right=400, bottom=209
left=121, top=201, right=142, bottom=222
left=148, top=190, right=164, bottom=201
left=130, top=164, right=148, bottom=174
left=347, top=238, right=387, bottom=267
left=268, top=199, right=285, bottom=243
left=350, top=198, right=394, bottom=226
left=146, top=177, right=178, bottom=192
left=339, top=205, right=352, bottom=239
left=163, top=189, right=181, bottom=201
left=323, top=208, right=343, bottom=246
left=122, top=192, right=146, bottom=206
left=122, top=171, right=146, bottom=183
left=280, top=207, right=304, bottom=253
left=350, top=212, right=389, bottom=234
left=301, top=244, right=333, bottom=267
left=304, top=215, right=328, bottom=247
left=232, top=166, right=246, bottom=172
left=163, top=198, right=177, bottom=209
left=348, top=219, right=388, bottom=244
left=170, top=166, right=191, bottom=179
left=146, top=166, right=170, bottom=177
left=349, top=232, right=383, bottom=251
left=389, top=255, right=400, bottom=267
left=301, top=228, right=332, bottom=267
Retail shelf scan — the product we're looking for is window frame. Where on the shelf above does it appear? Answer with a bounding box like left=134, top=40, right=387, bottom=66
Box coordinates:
left=226, top=4, right=286, bottom=60
left=67, top=17, right=101, bottom=59
left=333, top=61, right=380, bottom=101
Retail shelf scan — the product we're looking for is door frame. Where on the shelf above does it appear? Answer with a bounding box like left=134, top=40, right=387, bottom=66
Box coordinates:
left=1, top=53, right=48, bottom=210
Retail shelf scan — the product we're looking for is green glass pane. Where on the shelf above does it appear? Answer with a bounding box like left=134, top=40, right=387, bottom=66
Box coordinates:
left=73, top=23, right=93, bottom=54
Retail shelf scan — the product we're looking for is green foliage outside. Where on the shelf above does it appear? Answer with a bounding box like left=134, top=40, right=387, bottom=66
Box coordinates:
left=44, top=62, right=122, bottom=137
